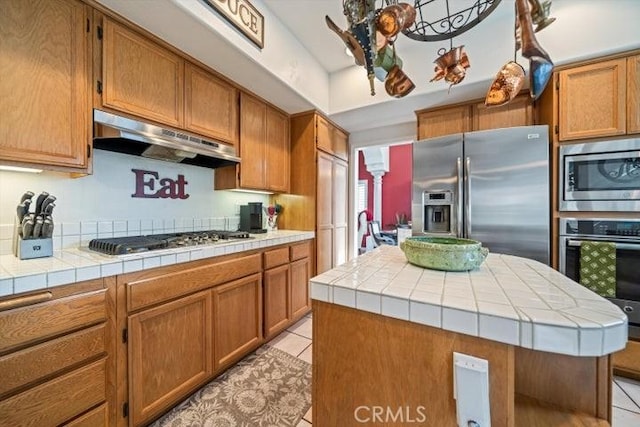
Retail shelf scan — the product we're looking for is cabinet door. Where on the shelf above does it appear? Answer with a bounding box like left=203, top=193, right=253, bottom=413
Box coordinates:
left=628, top=55, right=640, bottom=134
left=558, top=58, right=627, bottom=140
left=239, top=93, right=266, bottom=189
left=333, top=158, right=349, bottom=268
left=103, top=18, right=184, bottom=127
left=473, top=94, right=534, bottom=130
left=263, top=264, right=290, bottom=339
left=316, top=115, right=333, bottom=153
left=290, top=257, right=311, bottom=320
left=213, top=273, right=262, bottom=371
left=316, top=152, right=334, bottom=274
left=333, top=127, right=349, bottom=161
left=0, top=0, right=89, bottom=169
left=184, top=62, right=238, bottom=145
left=417, top=105, right=471, bottom=139
left=265, top=107, right=290, bottom=192
left=128, top=291, right=212, bottom=426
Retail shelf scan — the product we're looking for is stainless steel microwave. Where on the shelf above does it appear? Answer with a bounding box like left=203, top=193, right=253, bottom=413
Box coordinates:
left=559, top=138, right=640, bottom=211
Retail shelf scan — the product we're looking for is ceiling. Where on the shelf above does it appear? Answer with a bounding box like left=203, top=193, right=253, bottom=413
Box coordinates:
left=95, top=0, right=639, bottom=137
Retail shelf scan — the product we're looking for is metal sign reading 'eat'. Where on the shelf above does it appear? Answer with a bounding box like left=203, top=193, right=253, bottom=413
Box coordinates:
left=203, top=0, right=264, bottom=49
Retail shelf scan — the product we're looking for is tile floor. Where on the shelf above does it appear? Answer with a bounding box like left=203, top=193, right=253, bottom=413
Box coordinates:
left=273, top=314, right=640, bottom=426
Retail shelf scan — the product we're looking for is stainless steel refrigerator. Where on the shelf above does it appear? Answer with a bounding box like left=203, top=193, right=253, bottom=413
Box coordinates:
left=412, top=125, right=550, bottom=264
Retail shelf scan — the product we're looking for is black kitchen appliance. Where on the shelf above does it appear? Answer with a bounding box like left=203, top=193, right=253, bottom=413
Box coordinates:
left=239, top=202, right=266, bottom=233
left=559, top=218, right=640, bottom=340
left=88, top=230, right=251, bottom=255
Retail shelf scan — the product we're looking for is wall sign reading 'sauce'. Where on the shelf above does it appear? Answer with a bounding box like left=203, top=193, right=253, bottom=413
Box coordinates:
left=203, top=0, right=264, bottom=49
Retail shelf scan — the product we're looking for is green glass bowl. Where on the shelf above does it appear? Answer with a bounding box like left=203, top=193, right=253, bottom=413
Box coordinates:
left=399, top=236, right=489, bottom=271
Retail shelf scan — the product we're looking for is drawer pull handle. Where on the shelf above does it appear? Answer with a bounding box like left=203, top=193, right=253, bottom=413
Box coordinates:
left=0, top=291, right=53, bottom=311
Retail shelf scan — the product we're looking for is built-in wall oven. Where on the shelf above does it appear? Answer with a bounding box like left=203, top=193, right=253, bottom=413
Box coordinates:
left=559, top=218, right=640, bottom=339
left=559, top=138, right=640, bottom=211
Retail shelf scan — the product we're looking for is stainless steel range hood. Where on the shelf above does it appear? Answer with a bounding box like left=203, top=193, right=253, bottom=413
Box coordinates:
left=93, top=109, right=240, bottom=169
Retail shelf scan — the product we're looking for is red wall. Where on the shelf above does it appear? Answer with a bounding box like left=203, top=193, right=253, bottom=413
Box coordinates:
left=358, top=144, right=412, bottom=229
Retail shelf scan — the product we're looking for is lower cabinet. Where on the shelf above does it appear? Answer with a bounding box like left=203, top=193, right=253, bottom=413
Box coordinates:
left=290, top=257, right=311, bottom=319
left=128, top=290, right=213, bottom=427
left=264, top=264, right=291, bottom=339
left=0, top=279, right=113, bottom=427
left=212, top=273, right=263, bottom=371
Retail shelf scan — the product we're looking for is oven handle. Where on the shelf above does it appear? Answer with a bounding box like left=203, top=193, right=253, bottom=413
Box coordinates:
left=567, top=239, right=640, bottom=251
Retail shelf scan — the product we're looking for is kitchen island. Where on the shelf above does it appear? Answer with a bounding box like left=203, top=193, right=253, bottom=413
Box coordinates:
left=310, top=246, right=627, bottom=427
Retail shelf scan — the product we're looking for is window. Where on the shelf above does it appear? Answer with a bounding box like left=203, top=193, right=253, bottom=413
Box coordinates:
left=358, top=180, right=368, bottom=212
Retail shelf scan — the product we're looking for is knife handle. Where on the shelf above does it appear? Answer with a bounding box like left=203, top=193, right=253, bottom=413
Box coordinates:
left=34, top=192, right=49, bottom=215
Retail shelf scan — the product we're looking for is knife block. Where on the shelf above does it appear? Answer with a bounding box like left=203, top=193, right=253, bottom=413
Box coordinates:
left=15, top=236, right=53, bottom=260
left=12, top=218, right=53, bottom=260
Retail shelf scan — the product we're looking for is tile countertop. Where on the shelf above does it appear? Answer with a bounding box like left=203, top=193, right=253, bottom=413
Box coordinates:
left=310, top=245, right=628, bottom=358
left=0, top=230, right=314, bottom=297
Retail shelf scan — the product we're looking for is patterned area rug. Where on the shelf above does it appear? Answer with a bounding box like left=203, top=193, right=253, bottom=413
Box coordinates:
left=151, top=345, right=312, bottom=427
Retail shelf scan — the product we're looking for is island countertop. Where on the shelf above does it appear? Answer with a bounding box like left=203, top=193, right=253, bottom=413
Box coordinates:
left=310, top=245, right=627, bottom=357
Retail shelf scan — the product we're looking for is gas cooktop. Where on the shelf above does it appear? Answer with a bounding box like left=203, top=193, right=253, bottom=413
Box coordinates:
left=88, top=230, right=252, bottom=255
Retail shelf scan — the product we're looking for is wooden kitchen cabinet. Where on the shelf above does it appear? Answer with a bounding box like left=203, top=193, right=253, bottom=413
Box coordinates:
left=213, top=273, right=263, bottom=371
left=558, top=58, right=627, bottom=141
left=290, top=242, right=311, bottom=319
left=128, top=290, right=212, bottom=427
left=263, top=264, right=290, bottom=339
left=317, top=115, right=349, bottom=161
left=473, top=93, right=534, bottom=131
left=215, top=92, right=290, bottom=192
left=263, top=242, right=312, bottom=338
left=184, top=62, right=239, bottom=146
left=279, top=111, right=350, bottom=276
left=0, top=279, right=114, bottom=427
left=417, top=104, right=472, bottom=139
left=627, top=54, right=640, bottom=134
left=102, top=17, right=184, bottom=127
left=416, top=94, right=534, bottom=140
left=0, top=0, right=90, bottom=171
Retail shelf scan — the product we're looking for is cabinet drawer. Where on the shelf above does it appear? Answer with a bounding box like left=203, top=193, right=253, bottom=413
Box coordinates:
left=0, top=290, right=106, bottom=353
left=127, top=253, right=262, bottom=312
left=0, top=324, right=106, bottom=397
left=264, top=247, right=289, bottom=269
left=290, top=242, right=310, bottom=261
left=63, top=403, right=108, bottom=427
left=0, top=358, right=106, bottom=427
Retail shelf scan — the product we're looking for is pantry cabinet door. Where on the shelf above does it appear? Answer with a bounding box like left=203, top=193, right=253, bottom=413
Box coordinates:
left=0, top=0, right=90, bottom=169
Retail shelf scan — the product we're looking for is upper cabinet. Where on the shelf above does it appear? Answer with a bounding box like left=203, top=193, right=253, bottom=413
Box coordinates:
left=215, top=93, right=290, bottom=193
left=102, top=17, right=184, bottom=127
left=316, top=116, right=348, bottom=161
left=416, top=94, right=533, bottom=140
left=184, top=63, right=239, bottom=145
left=473, top=94, right=534, bottom=131
left=417, top=105, right=472, bottom=139
left=99, top=17, right=239, bottom=147
left=558, top=58, right=627, bottom=141
left=0, top=0, right=90, bottom=171
left=627, top=54, right=640, bottom=134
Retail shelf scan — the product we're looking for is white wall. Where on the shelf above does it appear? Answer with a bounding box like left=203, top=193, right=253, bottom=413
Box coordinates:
left=0, top=150, right=269, bottom=254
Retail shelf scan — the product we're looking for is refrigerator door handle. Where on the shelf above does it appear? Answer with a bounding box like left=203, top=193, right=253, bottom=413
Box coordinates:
left=465, top=157, right=471, bottom=238
left=457, top=157, right=463, bottom=237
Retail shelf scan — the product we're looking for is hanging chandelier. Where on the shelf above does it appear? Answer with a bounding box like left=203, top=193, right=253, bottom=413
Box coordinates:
left=326, top=0, right=556, bottom=104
